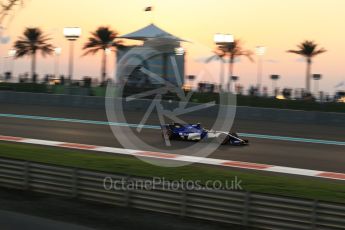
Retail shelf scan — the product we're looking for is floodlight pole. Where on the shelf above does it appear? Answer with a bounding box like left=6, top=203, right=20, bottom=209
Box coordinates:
left=214, top=33, right=234, bottom=93
left=312, top=74, right=322, bottom=99
left=64, top=27, right=81, bottom=83
left=68, top=41, right=75, bottom=81
left=256, top=46, right=266, bottom=95
left=54, top=48, right=61, bottom=78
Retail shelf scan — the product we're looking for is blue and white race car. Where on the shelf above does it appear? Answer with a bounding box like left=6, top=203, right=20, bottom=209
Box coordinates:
left=161, top=123, right=249, bottom=146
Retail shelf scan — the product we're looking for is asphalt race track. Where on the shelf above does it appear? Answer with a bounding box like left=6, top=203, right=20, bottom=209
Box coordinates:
left=0, top=103, right=344, bottom=173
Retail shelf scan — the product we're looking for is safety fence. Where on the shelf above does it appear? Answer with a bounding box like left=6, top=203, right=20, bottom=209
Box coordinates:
left=0, top=157, right=344, bottom=230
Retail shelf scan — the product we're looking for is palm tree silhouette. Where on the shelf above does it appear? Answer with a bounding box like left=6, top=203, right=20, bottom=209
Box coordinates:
left=217, top=39, right=253, bottom=92
left=287, top=40, right=326, bottom=93
left=83, top=26, right=122, bottom=84
left=13, top=27, right=54, bottom=83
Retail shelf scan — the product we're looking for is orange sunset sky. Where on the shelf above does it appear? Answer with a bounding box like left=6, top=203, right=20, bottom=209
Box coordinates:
left=1, top=0, right=345, bottom=94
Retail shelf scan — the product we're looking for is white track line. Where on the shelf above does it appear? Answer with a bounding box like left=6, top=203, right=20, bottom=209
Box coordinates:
left=1, top=135, right=345, bottom=181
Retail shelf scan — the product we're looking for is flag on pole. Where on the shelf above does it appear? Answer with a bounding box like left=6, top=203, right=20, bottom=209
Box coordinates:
left=144, top=6, right=153, bottom=11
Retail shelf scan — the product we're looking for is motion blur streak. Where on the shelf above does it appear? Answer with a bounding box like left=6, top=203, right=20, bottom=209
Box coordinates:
left=1, top=113, right=345, bottom=146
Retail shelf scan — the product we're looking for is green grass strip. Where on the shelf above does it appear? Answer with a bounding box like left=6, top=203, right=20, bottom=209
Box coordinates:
left=0, top=141, right=344, bottom=203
